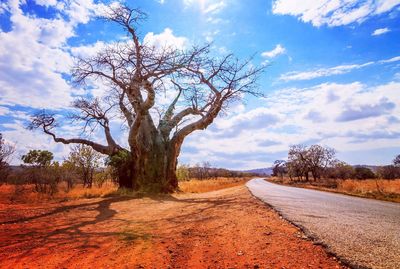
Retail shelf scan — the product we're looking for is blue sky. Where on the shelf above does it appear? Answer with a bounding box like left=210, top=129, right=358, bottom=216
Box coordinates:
left=0, top=0, right=400, bottom=169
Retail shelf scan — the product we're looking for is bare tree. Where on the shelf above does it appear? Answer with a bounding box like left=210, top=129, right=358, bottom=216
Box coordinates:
left=272, top=160, right=286, bottom=178
left=287, top=144, right=336, bottom=181
left=66, top=145, right=103, bottom=188
left=393, top=154, right=400, bottom=167
left=28, top=5, right=263, bottom=192
left=0, top=133, right=15, bottom=182
left=306, top=145, right=336, bottom=181
left=287, top=145, right=309, bottom=181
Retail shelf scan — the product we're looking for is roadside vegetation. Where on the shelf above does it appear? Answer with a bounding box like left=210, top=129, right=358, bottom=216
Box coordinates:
left=269, top=144, right=400, bottom=202
left=0, top=139, right=253, bottom=203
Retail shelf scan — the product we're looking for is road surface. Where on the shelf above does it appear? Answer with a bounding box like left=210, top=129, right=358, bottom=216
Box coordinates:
left=246, top=178, right=400, bottom=269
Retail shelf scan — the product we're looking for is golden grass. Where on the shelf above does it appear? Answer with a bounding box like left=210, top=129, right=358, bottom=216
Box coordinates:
left=268, top=177, right=400, bottom=203
left=178, top=177, right=251, bottom=193
left=0, top=182, right=118, bottom=204
left=337, top=179, right=400, bottom=202
left=62, top=183, right=118, bottom=199
left=0, top=177, right=250, bottom=203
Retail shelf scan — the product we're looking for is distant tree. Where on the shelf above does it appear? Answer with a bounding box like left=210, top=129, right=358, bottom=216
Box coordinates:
left=22, top=150, right=53, bottom=167
left=354, top=167, right=376, bottom=180
left=21, top=149, right=56, bottom=193
left=66, top=145, right=102, bottom=188
left=0, top=133, right=15, bottom=183
left=176, top=164, right=190, bottom=181
left=272, top=160, right=286, bottom=178
left=393, top=154, right=400, bottom=167
left=287, top=145, right=310, bottom=181
left=327, top=161, right=355, bottom=180
left=60, top=160, right=79, bottom=190
left=377, top=165, right=400, bottom=180
left=306, top=145, right=336, bottom=181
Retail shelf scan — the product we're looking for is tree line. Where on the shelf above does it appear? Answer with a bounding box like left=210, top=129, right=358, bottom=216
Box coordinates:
left=273, top=144, right=400, bottom=181
left=0, top=132, right=254, bottom=194
left=0, top=136, right=110, bottom=194
left=176, top=162, right=255, bottom=181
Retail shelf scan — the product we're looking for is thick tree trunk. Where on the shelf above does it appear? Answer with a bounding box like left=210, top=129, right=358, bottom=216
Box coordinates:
left=115, top=138, right=180, bottom=193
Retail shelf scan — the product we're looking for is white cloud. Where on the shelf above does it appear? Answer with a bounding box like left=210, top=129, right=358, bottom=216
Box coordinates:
left=0, top=0, right=118, bottom=109
left=181, top=81, right=400, bottom=169
left=183, top=0, right=227, bottom=14
left=70, top=41, right=108, bottom=58
left=144, top=28, right=188, bottom=51
left=203, top=1, right=226, bottom=14
left=34, top=0, right=58, bottom=8
left=372, top=27, right=391, bottom=36
left=272, top=0, right=400, bottom=27
left=261, top=44, right=286, bottom=58
left=279, top=62, right=373, bottom=81
left=380, top=56, right=400, bottom=63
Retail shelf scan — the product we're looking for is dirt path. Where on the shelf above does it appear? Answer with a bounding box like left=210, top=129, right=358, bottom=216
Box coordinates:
left=0, top=186, right=344, bottom=268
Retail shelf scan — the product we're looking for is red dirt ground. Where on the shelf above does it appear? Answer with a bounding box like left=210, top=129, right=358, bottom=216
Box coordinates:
left=0, top=185, right=345, bottom=268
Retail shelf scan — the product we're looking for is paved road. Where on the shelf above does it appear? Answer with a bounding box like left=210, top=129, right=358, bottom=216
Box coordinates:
left=246, top=178, right=400, bottom=269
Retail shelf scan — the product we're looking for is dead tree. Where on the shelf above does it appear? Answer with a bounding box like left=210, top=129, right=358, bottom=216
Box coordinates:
left=29, top=5, right=263, bottom=192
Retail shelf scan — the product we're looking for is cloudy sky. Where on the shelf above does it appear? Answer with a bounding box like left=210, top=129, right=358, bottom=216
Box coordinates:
left=0, top=0, right=399, bottom=169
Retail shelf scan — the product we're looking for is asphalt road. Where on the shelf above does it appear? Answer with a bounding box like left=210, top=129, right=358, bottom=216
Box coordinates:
left=246, top=178, right=400, bottom=269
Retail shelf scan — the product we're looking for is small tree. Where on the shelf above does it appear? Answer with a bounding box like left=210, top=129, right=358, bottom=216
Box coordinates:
left=66, top=145, right=102, bottom=188
left=377, top=165, right=399, bottom=180
left=272, top=160, right=286, bottom=178
left=0, top=133, right=15, bottom=183
left=287, top=145, right=309, bottom=181
left=393, top=154, right=400, bottom=166
left=176, top=164, right=190, bottom=181
left=328, top=161, right=354, bottom=180
left=306, top=145, right=336, bottom=181
left=354, top=167, right=376, bottom=180
left=22, top=150, right=53, bottom=167
left=21, top=150, right=56, bottom=193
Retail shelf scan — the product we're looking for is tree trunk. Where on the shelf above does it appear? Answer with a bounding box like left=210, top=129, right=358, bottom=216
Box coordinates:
left=115, top=136, right=180, bottom=193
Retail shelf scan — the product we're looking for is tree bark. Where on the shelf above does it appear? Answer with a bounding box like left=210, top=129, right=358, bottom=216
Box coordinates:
left=114, top=129, right=180, bottom=193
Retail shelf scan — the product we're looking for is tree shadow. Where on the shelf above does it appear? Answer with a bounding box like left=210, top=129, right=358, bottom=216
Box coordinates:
left=0, top=190, right=253, bottom=263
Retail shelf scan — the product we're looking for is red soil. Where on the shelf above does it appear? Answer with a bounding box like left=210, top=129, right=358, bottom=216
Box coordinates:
left=0, top=185, right=345, bottom=268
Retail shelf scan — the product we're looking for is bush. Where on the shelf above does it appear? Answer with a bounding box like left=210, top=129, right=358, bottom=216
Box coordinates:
left=377, top=165, right=400, bottom=180
left=354, top=167, right=376, bottom=180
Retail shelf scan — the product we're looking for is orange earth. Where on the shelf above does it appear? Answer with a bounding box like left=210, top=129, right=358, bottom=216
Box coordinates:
left=0, top=185, right=346, bottom=268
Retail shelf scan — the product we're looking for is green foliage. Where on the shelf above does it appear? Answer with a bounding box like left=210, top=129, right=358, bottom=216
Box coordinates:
left=176, top=164, right=190, bottom=181
left=66, top=145, right=103, bottom=188
left=106, top=150, right=131, bottom=168
left=22, top=149, right=53, bottom=167
left=106, top=150, right=133, bottom=185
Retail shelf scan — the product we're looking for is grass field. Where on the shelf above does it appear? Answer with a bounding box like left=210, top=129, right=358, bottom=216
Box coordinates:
left=178, top=177, right=251, bottom=193
left=0, top=177, right=251, bottom=203
left=269, top=177, right=400, bottom=203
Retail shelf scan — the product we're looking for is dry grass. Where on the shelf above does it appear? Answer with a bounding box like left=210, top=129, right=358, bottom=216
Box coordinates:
left=178, top=177, right=251, bottom=193
left=268, top=177, right=400, bottom=203
left=0, top=182, right=118, bottom=204
left=0, top=177, right=250, bottom=203
left=62, top=182, right=118, bottom=199
left=337, top=179, right=400, bottom=202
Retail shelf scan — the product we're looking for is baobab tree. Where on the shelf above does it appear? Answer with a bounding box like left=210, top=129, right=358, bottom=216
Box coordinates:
left=29, top=5, right=263, bottom=192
